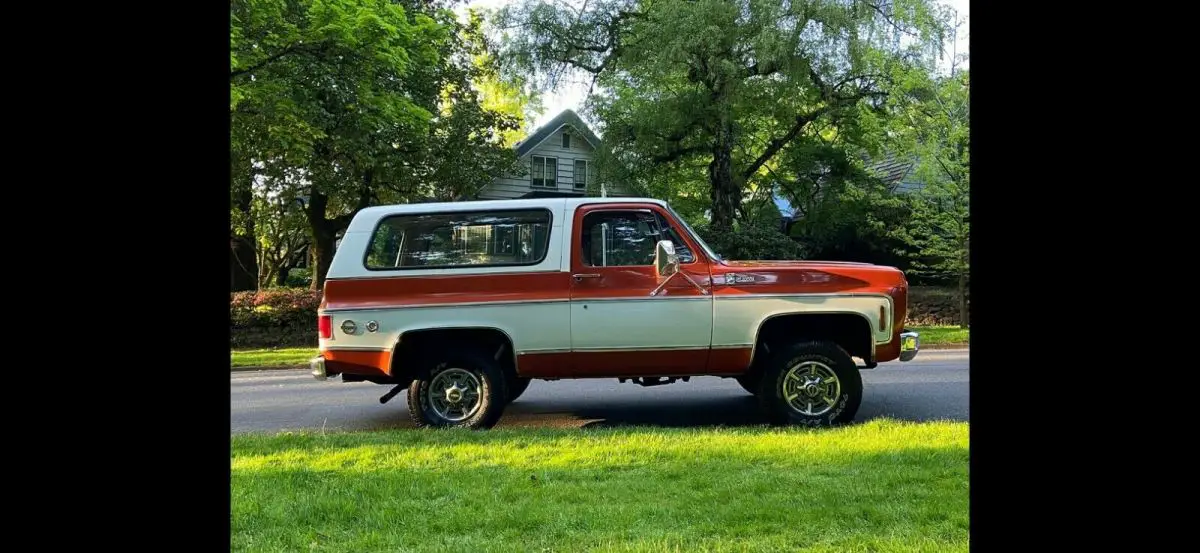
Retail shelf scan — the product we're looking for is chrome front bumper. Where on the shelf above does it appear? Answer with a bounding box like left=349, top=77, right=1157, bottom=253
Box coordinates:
left=899, top=330, right=920, bottom=362
left=311, top=355, right=327, bottom=381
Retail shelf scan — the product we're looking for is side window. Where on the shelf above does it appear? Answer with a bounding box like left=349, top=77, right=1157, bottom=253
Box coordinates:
left=365, top=209, right=552, bottom=270
left=581, top=211, right=660, bottom=267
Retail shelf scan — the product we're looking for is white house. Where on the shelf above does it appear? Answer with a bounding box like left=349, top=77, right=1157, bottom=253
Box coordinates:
left=475, top=109, right=628, bottom=200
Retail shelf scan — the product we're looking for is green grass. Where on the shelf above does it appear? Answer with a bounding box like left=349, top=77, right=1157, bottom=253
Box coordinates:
left=230, top=348, right=313, bottom=368
left=909, top=326, right=969, bottom=346
left=232, top=419, right=969, bottom=552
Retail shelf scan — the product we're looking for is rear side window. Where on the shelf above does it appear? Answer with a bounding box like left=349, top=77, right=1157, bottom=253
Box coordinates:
left=365, top=209, right=553, bottom=270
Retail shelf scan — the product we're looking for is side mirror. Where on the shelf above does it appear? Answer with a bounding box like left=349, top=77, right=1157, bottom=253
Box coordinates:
left=655, top=240, right=679, bottom=279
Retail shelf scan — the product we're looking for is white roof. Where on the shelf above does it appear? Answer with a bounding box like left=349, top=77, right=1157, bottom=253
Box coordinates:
left=345, top=197, right=670, bottom=233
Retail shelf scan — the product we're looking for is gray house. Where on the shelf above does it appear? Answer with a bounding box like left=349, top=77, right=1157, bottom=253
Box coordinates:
left=475, top=109, right=629, bottom=200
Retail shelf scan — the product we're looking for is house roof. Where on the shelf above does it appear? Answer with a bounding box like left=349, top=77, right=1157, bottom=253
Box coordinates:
left=865, top=153, right=924, bottom=193
left=514, top=109, right=602, bottom=157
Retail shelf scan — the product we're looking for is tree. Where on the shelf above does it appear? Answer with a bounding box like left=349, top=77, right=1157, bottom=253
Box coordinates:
left=232, top=0, right=523, bottom=289
left=890, top=69, right=969, bottom=326
left=496, top=0, right=951, bottom=231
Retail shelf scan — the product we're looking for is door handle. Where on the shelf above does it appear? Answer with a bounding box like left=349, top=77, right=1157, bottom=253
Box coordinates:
left=573, top=273, right=601, bottom=282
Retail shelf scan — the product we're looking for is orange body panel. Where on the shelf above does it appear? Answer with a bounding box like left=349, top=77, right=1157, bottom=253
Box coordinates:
left=318, top=201, right=911, bottom=379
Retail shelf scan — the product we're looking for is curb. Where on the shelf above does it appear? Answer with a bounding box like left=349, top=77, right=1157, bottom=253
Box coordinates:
left=230, top=345, right=970, bottom=373
left=231, top=364, right=306, bottom=372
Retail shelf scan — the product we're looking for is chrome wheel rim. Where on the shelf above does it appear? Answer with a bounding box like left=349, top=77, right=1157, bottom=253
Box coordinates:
left=427, top=368, right=482, bottom=422
left=782, top=361, right=842, bottom=416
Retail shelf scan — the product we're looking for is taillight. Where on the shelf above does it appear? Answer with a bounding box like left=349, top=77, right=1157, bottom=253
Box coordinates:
left=318, top=314, right=332, bottom=339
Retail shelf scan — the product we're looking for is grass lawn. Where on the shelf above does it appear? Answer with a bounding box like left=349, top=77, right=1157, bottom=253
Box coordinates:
left=232, top=419, right=969, bottom=552
left=230, top=348, right=313, bottom=368
left=909, top=326, right=969, bottom=346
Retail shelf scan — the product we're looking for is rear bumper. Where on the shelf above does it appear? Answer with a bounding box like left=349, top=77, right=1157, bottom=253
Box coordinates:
left=899, top=330, right=920, bottom=362
left=311, top=355, right=328, bottom=381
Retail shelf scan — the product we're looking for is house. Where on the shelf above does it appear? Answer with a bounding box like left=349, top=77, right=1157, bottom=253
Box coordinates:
left=772, top=152, right=927, bottom=232
left=865, top=153, right=926, bottom=195
left=474, top=109, right=629, bottom=200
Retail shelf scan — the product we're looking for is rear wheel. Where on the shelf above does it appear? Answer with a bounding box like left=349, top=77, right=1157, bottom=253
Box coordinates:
left=758, top=341, right=862, bottom=427
left=407, top=349, right=507, bottom=429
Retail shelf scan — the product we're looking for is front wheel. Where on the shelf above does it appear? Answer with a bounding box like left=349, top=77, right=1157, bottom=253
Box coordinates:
left=757, top=341, right=863, bottom=427
left=407, top=350, right=507, bottom=429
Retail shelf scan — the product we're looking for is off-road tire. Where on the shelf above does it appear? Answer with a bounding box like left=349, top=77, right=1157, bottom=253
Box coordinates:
left=507, top=377, right=532, bottom=403
left=407, top=349, right=508, bottom=429
left=757, top=340, right=863, bottom=427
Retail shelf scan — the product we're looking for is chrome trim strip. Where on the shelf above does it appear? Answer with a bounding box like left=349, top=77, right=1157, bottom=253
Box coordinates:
left=517, top=349, right=571, bottom=355
left=326, top=268, right=566, bottom=282
left=320, top=346, right=390, bottom=352
left=570, top=345, right=709, bottom=353
left=710, top=344, right=753, bottom=350
left=320, top=298, right=570, bottom=313
left=715, top=292, right=893, bottom=304
left=579, top=296, right=712, bottom=303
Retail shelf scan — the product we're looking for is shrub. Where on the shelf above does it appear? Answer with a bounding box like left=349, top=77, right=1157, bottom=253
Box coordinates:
left=695, top=221, right=807, bottom=261
left=231, top=288, right=320, bottom=347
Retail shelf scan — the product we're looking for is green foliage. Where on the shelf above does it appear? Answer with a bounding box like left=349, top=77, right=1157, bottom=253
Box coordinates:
left=231, top=287, right=321, bottom=348
left=695, top=220, right=806, bottom=261
left=232, top=0, right=536, bottom=289
left=887, top=70, right=969, bottom=285
left=496, top=0, right=953, bottom=230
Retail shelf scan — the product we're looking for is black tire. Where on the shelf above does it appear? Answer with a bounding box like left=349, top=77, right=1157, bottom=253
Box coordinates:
left=757, top=341, right=863, bottom=427
left=407, top=349, right=508, bottom=429
left=735, top=373, right=760, bottom=395
left=507, top=377, right=531, bottom=403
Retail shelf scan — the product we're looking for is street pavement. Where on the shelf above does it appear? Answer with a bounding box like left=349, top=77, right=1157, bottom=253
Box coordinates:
left=231, top=350, right=968, bottom=433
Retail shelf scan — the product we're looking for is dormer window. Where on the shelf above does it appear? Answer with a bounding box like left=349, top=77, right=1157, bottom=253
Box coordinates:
left=562, top=132, right=571, bottom=148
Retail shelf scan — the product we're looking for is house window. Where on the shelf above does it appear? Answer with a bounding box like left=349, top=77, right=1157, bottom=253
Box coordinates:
left=562, top=132, right=571, bottom=148
left=573, top=159, right=591, bottom=190
left=364, top=209, right=553, bottom=270
left=531, top=156, right=557, bottom=188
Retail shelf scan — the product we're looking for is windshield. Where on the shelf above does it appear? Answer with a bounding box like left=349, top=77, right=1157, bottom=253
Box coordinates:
left=666, top=203, right=723, bottom=264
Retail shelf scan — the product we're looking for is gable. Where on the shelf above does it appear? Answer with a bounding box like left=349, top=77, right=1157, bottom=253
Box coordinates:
left=514, top=109, right=602, bottom=158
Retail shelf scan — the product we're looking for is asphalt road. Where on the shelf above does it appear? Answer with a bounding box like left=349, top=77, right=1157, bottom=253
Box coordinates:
left=231, top=350, right=968, bottom=433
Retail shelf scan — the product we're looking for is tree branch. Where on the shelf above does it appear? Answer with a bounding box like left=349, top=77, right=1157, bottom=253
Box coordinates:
left=230, top=41, right=329, bottom=80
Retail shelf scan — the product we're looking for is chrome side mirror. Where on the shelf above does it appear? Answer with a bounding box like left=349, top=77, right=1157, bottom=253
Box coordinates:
left=654, top=240, right=679, bottom=279
left=650, top=239, right=708, bottom=296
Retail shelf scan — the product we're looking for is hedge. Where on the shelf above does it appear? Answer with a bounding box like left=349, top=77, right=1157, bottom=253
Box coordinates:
left=230, top=288, right=321, bottom=349
left=231, top=286, right=967, bottom=350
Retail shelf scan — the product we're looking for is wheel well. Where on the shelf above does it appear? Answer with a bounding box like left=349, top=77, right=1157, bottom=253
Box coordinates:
left=753, top=313, right=873, bottom=368
left=391, top=327, right=516, bottom=381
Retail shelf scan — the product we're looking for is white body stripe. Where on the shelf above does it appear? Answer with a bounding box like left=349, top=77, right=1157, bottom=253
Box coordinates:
left=713, top=294, right=892, bottom=347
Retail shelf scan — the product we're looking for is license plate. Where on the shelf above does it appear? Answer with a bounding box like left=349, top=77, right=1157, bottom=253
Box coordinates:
left=903, top=336, right=917, bottom=350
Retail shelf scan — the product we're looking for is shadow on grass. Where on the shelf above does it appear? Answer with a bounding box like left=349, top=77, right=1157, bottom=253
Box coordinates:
left=231, top=425, right=969, bottom=553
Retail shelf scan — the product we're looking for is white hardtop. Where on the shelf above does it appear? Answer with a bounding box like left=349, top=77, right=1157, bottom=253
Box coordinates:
left=345, top=197, right=670, bottom=233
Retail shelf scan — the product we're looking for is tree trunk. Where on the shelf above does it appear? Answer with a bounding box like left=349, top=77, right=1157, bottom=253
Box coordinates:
left=230, top=165, right=258, bottom=292
left=957, top=270, right=969, bottom=329
left=275, top=267, right=291, bottom=287
left=707, top=111, right=738, bottom=232
left=305, top=189, right=338, bottom=291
